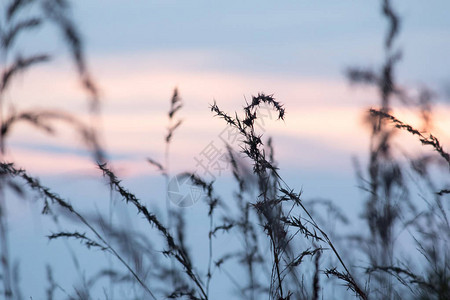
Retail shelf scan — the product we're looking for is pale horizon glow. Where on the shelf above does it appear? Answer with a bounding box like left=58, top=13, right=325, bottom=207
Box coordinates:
left=6, top=55, right=450, bottom=176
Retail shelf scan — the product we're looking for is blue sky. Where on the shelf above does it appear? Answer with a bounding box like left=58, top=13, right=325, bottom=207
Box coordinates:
left=69, top=0, right=450, bottom=81
left=3, top=0, right=450, bottom=299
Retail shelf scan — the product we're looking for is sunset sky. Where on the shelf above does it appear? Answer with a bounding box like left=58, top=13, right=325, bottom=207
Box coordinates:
left=6, top=0, right=450, bottom=176
left=3, top=0, right=450, bottom=298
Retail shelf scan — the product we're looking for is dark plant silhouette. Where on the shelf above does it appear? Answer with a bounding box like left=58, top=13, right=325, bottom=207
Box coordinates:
left=0, top=0, right=103, bottom=298
left=211, top=94, right=367, bottom=300
left=348, top=0, right=449, bottom=299
left=0, top=0, right=448, bottom=299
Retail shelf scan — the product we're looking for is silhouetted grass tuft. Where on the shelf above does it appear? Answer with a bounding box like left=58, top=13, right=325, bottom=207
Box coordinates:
left=370, top=108, right=450, bottom=166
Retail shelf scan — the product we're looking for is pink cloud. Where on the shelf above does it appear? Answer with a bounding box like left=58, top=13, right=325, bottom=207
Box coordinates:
left=4, top=51, right=449, bottom=176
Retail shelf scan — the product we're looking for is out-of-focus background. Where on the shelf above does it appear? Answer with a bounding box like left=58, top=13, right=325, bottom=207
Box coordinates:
left=2, top=0, right=450, bottom=299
